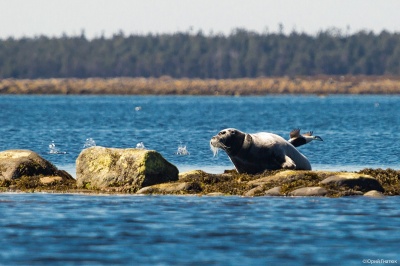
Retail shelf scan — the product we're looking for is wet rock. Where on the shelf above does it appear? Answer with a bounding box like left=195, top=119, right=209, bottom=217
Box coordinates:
left=289, top=186, right=328, bottom=197
left=76, top=146, right=178, bottom=192
left=364, top=190, right=385, bottom=198
left=320, top=173, right=384, bottom=192
left=0, top=149, right=73, bottom=183
left=264, top=186, right=282, bottom=196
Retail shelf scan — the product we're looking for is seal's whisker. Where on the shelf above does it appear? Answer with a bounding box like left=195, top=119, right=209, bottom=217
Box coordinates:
left=210, top=145, right=219, bottom=157
left=210, top=142, right=231, bottom=157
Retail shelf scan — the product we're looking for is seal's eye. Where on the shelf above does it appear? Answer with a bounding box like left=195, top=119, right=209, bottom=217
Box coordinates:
left=219, top=131, right=226, bottom=135
left=231, top=130, right=236, bottom=135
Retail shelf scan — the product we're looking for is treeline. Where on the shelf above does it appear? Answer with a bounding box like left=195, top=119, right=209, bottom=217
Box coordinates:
left=1, top=29, right=399, bottom=79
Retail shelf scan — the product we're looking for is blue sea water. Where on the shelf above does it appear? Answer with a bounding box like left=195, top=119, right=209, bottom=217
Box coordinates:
left=0, top=194, right=399, bottom=265
left=1, top=95, right=400, bottom=265
left=1, top=95, right=399, bottom=174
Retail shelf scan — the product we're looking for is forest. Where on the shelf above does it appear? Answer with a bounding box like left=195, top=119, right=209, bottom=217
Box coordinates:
left=0, top=29, right=399, bottom=79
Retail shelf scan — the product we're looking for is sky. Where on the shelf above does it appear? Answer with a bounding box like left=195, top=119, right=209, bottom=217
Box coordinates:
left=1, top=0, right=399, bottom=39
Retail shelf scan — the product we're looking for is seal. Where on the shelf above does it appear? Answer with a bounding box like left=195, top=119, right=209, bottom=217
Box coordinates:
left=210, top=128, right=311, bottom=174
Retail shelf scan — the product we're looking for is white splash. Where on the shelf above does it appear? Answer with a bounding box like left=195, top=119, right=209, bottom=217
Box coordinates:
left=176, top=145, right=190, bottom=156
left=49, top=141, right=67, bottom=154
left=136, top=142, right=146, bottom=149
left=83, top=138, right=96, bottom=148
left=135, top=106, right=142, bottom=111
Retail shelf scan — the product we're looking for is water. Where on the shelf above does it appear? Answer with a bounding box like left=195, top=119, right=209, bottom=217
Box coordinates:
left=1, top=95, right=400, bottom=265
left=0, top=194, right=399, bottom=265
left=1, top=95, right=399, bottom=175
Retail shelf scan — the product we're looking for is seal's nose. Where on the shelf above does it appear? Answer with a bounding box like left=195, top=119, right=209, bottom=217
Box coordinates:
left=210, top=136, right=219, bottom=146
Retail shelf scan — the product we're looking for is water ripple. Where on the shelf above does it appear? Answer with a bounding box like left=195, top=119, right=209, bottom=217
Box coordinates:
left=0, top=194, right=399, bottom=265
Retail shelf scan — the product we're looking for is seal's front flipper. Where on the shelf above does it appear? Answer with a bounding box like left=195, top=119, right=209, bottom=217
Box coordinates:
left=282, top=156, right=296, bottom=169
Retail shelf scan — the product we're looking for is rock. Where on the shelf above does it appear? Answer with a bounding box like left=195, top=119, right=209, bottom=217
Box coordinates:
left=76, top=146, right=178, bottom=191
left=244, top=185, right=265, bottom=197
left=264, top=186, right=282, bottom=196
left=206, top=192, right=226, bottom=196
left=248, top=170, right=333, bottom=186
left=136, top=182, right=201, bottom=195
left=320, top=173, right=384, bottom=192
left=248, top=170, right=299, bottom=186
left=179, top=170, right=207, bottom=180
left=364, top=190, right=385, bottom=198
left=289, top=186, right=328, bottom=197
left=40, top=176, right=63, bottom=184
left=0, top=149, right=73, bottom=182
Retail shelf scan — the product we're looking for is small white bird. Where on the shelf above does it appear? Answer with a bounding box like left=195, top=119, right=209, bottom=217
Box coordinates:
left=288, top=129, right=323, bottom=147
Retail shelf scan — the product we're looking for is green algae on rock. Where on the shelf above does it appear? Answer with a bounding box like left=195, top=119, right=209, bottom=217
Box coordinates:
left=76, top=146, right=179, bottom=192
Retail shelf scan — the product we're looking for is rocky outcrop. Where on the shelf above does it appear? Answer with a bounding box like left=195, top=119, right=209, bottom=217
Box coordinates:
left=0, top=149, right=74, bottom=190
left=76, top=146, right=178, bottom=192
left=0, top=148, right=398, bottom=197
left=136, top=169, right=398, bottom=197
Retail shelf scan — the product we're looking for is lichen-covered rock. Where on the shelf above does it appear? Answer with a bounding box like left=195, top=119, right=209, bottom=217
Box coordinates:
left=289, top=186, right=328, bottom=197
left=320, top=173, right=384, bottom=192
left=0, top=149, right=73, bottom=181
left=76, top=146, right=178, bottom=192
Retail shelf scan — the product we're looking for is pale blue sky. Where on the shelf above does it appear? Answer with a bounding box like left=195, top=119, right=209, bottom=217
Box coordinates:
left=1, top=0, right=399, bottom=39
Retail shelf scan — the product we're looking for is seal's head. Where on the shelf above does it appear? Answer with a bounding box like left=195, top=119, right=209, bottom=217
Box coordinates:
left=210, top=128, right=246, bottom=156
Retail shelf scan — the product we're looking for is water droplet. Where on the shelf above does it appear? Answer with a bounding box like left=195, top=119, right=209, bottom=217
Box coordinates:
left=176, top=144, right=190, bottom=155
left=48, top=141, right=67, bottom=154
left=136, top=142, right=146, bottom=149
left=83, top=138, right=96, bottom=148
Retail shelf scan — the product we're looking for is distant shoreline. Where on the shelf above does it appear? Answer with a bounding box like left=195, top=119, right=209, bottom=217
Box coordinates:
left=1, top=76, right=400, bottom=95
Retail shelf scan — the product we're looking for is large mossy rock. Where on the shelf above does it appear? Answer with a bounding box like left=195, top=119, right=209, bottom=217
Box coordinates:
left=0, top=149, right=74, bottom=190
left=76, top=146, right=179, bottom=192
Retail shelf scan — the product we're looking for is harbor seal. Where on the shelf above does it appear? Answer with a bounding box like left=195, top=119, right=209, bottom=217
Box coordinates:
left=210, top=128, right=311, bottom=174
